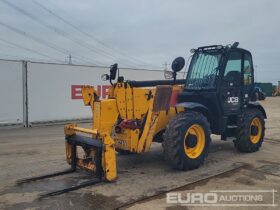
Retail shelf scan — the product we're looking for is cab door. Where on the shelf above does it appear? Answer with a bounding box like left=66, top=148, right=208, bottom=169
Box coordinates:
left=243, top=53, right=254, bottom=103
left=221, top=51, right=242, bottom=115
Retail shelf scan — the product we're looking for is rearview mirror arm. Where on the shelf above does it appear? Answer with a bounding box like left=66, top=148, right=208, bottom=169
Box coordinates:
left=173, top=72, right=177, bottom=84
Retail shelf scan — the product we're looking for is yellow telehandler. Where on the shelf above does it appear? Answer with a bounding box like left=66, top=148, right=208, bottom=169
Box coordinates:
left=18, top=43, right=266, bottom=197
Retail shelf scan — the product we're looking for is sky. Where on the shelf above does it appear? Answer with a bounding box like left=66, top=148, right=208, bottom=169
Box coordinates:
left=0, top=0, right=279, bottom=83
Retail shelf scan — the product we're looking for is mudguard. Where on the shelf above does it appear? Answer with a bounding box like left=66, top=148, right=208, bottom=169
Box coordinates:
left=176, top=102, right=209, bottom=113
left=248, top=101, right=267, bottom=118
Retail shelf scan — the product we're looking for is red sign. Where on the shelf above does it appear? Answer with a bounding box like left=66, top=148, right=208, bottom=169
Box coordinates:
left=71, top=85, right=111, bottom=99
left=71, top=85, right=82, bottom=99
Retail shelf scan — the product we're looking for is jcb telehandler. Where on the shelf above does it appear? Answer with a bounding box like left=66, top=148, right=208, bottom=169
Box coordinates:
left=18, top=42, right=266, bottom=197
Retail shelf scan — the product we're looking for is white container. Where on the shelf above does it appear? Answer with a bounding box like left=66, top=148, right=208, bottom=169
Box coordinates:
left=0, top=59, right=23, bottom=125
left=27, top=62, right=166, bottom=125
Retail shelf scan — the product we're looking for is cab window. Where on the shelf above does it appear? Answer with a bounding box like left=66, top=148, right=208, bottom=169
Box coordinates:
left=244, top=54, right=253, bottom=86
left=223, top=52, right=242, bottom=86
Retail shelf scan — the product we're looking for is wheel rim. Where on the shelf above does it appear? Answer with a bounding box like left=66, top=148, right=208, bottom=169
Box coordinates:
left=250, top=117, right=262, bottom=144
left=184, top=124, right=205, bottom=159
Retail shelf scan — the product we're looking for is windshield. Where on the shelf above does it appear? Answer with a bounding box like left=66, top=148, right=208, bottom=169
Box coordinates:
left=185, top=50, right=222, bottom=89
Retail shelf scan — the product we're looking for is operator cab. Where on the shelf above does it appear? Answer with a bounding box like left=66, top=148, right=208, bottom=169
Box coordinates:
left=176, top=42, right=255, bottom=135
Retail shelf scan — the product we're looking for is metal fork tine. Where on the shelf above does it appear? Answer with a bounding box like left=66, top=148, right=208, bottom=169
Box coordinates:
left=16, top=168, right=75, bottom=185
left=39, top=178, right=102, bottom=199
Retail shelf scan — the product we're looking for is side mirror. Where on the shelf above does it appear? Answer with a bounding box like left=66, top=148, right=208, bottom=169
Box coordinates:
left=171, top=57, right=185, bottom=72
left=110, top=63, right=118, bottom=80
left=164, top=70, right=173, bottom=79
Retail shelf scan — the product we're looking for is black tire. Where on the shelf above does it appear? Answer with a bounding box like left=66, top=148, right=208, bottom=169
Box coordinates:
left=162, top=111, right=211, bottom=170
left=234, top=108, right=265, bottom=152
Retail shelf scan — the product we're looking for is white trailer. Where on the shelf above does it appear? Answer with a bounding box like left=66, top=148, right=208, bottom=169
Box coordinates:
left=0, top=59, right=180, bottom=127
left=27, top=62, right=166, bottom=125
left=0, top=59, right=24, bottom=126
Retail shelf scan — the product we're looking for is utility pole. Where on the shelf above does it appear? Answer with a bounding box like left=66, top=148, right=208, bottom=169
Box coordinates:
left=66, top=54, right=72, bottom=64
left=163, top=61, right=170, bottom=70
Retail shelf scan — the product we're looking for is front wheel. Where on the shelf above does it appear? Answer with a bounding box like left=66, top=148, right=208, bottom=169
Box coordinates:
left=163, top=111, right=211, bottom=170
left=234, top=108, right=265, bottom=152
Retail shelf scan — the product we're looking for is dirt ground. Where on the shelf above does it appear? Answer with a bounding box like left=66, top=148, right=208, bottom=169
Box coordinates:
left=0, top=97, right=279, bottom=210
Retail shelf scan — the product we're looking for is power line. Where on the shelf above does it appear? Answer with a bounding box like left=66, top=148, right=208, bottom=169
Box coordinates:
left=0, top=21, right=104, bottom=65
left=0, top=0, right=105, bottom=65
left=32, top=0, right=132, bottom=65
left=0, top=37, right=64, bottom=63
left=0, top=52, right=26, bottom=60
left=0, top=0, right=136, bottom=67
left=0, top=21, right=64, bottom=54
left=0, top=51, right=58, bottom=63
left=31, top=0, right=159, bottom=69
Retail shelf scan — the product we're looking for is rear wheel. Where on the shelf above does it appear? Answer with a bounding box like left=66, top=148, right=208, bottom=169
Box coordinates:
left=234, top=108, right=265, bottom=152
left=163, top=111, right=211, bottom=170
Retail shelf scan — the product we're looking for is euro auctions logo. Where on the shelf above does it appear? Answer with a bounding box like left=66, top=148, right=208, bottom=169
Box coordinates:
left=166, top=190, right=277, bottom=207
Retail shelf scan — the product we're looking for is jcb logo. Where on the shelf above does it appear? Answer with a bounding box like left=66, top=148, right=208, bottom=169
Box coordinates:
left=227, top=97, right=239, bottom=104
